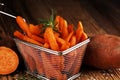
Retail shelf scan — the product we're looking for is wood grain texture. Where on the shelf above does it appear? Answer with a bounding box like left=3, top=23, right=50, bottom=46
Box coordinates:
left=0, top=0, right=120, bottom=80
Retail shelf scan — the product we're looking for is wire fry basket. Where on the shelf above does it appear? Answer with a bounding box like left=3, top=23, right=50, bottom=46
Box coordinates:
left=14, top=38, right=90, bottom=80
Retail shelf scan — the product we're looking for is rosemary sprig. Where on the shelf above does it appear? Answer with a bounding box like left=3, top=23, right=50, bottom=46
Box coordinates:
left=38, top=9, right=59, bottom=33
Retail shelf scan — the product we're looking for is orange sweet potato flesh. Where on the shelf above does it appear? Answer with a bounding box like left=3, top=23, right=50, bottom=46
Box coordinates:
left=84, top=34, right=120, bottom=69
left=0, top=47, right=19, bottom=75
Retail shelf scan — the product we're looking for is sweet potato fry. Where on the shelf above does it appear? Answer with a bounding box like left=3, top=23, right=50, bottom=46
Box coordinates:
left=55, top=16, right=60, bottom=24
left=55, top=34, right=71, bottom=51
left=68, top=24, right=74, bottom=33
left=29, top=24, right=42, bottom=36
left=43, top=42, right=50, bottom=48
left=24, top=36, right=43, bottom=46
left=59, top=17, right=64, bottom=32
left=76, top=21, right=83, bottom=43
left=55, top=36, right=66, bottom=45
left=14, top=30, right=43, bottom=46
left=65, top=31, right=74, bottom=42
left=41, top=51, right=62, bottom=79
left=62, top=20, right=69, bottom=39
left=59, top=17, right=68, bottom=39
left=70, top=35, right=76, bottom=47
left=80, top=32, right=88, bottom=41
left=54, top=32, right=60, bottom=37
left=44, top=27, right=59, bottom=51
left=60, top=42, right=70, bottom=51
left=16, top=16, right=30, bottom=35
left=55, top=35, right=70, bottom=51
left=14, top=30, right=24, bottom=40
left=28, top=33, right=44, bottom=44
left=55, top=15, right=60, bottom=28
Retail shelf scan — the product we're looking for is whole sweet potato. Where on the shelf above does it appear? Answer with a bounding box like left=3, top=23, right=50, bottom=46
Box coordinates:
left=84, top=34, right=120, bottom=69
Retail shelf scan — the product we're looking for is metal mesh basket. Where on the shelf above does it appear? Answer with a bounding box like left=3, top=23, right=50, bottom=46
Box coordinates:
left=14, top=38, right=90, bottom=80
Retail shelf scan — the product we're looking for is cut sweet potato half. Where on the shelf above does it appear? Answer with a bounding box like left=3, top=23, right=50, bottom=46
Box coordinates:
left=0, top=46, right=19, bottom=75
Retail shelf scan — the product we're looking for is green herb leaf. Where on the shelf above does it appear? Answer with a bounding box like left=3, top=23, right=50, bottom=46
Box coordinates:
left=38, top=9, right=59, bottom=33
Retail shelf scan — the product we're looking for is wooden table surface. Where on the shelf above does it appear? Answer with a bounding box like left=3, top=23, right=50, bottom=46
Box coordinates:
left=0, top=0, right=120, bottom=80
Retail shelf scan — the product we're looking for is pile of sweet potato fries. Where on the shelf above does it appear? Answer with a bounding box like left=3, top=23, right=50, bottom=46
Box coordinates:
left=14, top=15, right=87, bottom=51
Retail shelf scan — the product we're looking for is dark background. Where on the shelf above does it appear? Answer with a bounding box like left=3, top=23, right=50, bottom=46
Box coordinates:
left=0, top=0, right=120, bottom=36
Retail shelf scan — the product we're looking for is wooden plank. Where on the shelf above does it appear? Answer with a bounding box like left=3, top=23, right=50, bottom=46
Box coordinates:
left=1, top=76, right=7, bottom=80
left=79, top=0, right=120, bottom=36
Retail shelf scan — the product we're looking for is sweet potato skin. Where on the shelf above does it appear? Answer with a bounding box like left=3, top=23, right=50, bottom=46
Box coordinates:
left=84, top=34, right=120, bottom=69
